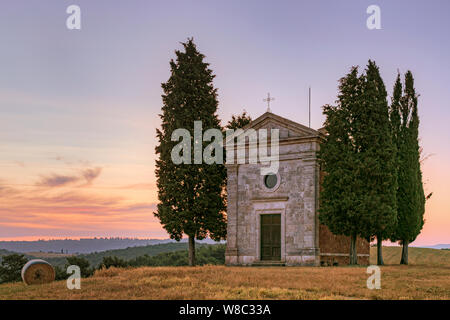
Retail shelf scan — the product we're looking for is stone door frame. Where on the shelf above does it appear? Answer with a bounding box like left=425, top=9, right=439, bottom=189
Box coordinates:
left=253, top=199, right=287, bottom=262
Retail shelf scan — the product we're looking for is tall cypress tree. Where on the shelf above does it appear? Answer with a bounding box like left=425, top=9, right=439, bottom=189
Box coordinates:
left=390, top=71, right=425, bottom=264
left=319, top=61, right=397, bottom=265
left=409, top=72, right=426, bottom=252
left=390, top=74, right=402, bottom=155
left=319, top=67, right=365, bottom=265
left=154, top=39, right=227, bottom=266
left=359, top=61, right=397, bottom=266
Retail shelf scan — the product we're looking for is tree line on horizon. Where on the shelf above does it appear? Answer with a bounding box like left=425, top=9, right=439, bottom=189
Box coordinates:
left=154, top=38, right=429, bottom=266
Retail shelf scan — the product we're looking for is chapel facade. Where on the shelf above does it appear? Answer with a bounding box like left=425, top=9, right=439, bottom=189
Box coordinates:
left=225, top=112, right=370, bottom=266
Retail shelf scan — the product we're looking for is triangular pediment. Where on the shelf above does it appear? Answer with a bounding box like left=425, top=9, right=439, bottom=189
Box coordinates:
left=239, top=112, right=320, bottom=140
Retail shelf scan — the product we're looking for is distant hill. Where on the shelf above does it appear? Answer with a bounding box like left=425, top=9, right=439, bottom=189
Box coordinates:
left=32, top=242, right=217, bottom=268
left=0, top=238, right=173, bottom=254
left=369, top=246, right=450, bottom=265
left=0, top=237, right=221, bottom=254
left=416, top=244, right=450, bottom=250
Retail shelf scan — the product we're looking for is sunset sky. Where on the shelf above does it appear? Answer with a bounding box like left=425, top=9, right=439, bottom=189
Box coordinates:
left=0, top=0, right=449, bottom=246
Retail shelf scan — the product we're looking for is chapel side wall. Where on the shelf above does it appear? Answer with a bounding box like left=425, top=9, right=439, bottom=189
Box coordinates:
left=318, top=225, right=370, bottom=265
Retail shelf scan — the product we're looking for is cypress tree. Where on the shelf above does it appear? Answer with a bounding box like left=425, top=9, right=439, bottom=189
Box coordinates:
left=390, top=74, right=402, bottom=154
left=154, top=39, right=227, bottom=266
left=359, top=61, right=397, bottom=266
left=319, top=61, right=397, bottom=265
left=319, top=67, right=365, bottom=265
left=391, top=71, right=425, bottom=264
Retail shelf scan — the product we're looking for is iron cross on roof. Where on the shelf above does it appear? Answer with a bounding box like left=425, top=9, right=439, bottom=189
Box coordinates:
left=263, top=92, right=275, bottom=113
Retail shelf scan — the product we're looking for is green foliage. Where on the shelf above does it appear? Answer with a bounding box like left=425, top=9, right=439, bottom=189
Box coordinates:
left=226, top=111, right=252, bottom=130
left=39, top=242, right=197, bottom=268
left=359, top=61, right=398, bottom=241
left=54, top=266, right=67, bottom=281
left=0, top=254, right=28, bottom=283
left=319, top=61, right=397, bottom=263
left=319, top=67, right=362, bottom=240
left=99, top=256, right=128, bottom=269
left=79, top=242, right=191, bottom=268
left=62, top=243, right=223, bottom=269
left=390, top=71, right=425, bottom=248
left=66, top=256, right=94, bottom=278
left=155, top=38, right=227, bottom=264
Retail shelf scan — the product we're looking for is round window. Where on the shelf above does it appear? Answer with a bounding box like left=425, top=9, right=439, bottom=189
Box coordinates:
left=264, top=174, right=278, bottom=189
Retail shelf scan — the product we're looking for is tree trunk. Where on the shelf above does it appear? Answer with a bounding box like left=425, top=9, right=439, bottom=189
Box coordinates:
left=349, top=233, right=358, bottom=265
left=377, top=234, right=384, bottom=265
left=400, top=240, right=409, bottom=265
left=188, top=235, right=196, bottom=266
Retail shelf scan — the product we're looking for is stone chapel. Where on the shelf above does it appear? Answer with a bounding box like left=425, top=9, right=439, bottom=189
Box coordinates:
left=225, top=112, right=370, bottom=266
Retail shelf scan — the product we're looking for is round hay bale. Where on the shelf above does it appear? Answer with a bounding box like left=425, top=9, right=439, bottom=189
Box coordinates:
left=21, top=259, right=55, bottom=285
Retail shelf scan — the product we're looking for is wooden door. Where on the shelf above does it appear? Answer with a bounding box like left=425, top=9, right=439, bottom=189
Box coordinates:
left=260, top=214, right=281, bottom=260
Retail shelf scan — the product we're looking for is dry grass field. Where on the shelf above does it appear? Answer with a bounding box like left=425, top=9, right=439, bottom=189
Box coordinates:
left=369, top=246, right=450, bottom=265
left=0, top=247, right=448, bottom=300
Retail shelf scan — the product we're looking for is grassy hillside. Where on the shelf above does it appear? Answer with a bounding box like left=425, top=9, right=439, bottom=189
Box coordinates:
left=78, top=242, right=196, bottom=268
left=0, top=265, right=448, bottom=300
left=37, top=242, right=213, bottom=268
left=26, top=252, right=73, bottom=259
left=369, top=246, right=450, bottom=265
